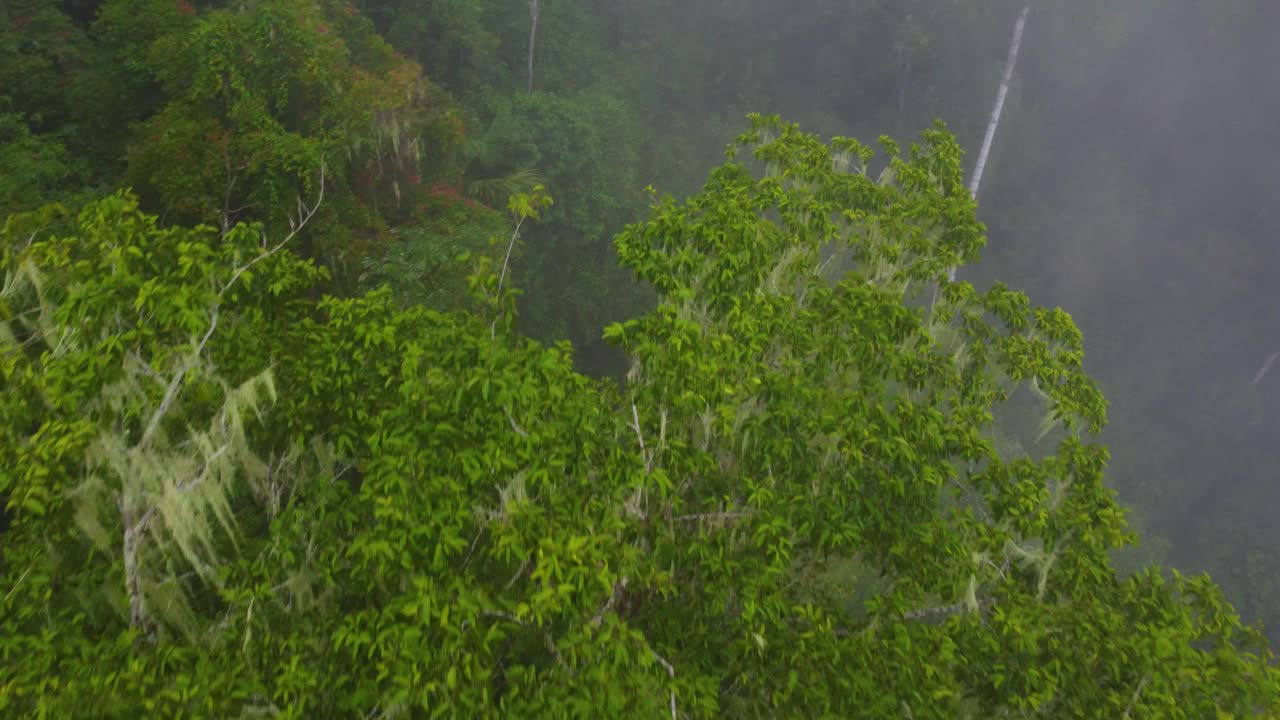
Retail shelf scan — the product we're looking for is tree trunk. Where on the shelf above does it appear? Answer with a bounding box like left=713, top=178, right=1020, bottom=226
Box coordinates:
left=969, top=4, right=1030, bottom=200
left=527, top=0, right=540, bottom=94
left=950, top=3, right=1030, bottom=282
left=121, top=504, right=154, bottom=640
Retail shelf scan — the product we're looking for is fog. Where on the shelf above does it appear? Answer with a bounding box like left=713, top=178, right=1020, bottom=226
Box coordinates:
left=607, top=0, right=1280, bottom=639
left=948, top=2, right=1280, bottom=639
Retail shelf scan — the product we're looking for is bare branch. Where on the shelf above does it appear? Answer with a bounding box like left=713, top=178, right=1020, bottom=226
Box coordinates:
left=902, top=597, right=994, bottom=621
left=968, top=4, right=1030, bottom=202
left=505, top=558, right=530, bottom=590
left=945, top=3, right=1030, bottom=284
left=591, top=577, right=628, bottom=628
left=545, top=631, right=570, bottom=673
left=506, top=408, right=528, bottom=437
left=526, top=0, right=539, bottom=94
left=1252, top=347, right=1280, bottom=384
left=649, top=648, right=677, bottom=720
left=631, top=403, right=654, bottom=472
left=459, top=527, right=485, bottom=571
left=490, top=214, right=528, bottom=340
left=128, top=350, right=167, bottom=389
left=220, top=163, right=326, bottom=298
left=3, top=567, right=31, bottom=605
left=673, top=512, right=752, bottom=523
left=481, top=609, right=526, bottom=625
left=496, top=216, right=525, bottom=298
left=139, top=312, right=219, bottom=448
left=1122, top=673, right=1150, bottom=719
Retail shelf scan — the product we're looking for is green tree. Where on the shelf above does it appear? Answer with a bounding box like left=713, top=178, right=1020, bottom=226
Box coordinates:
left=126, top=0, right=461, bottom=271
left=3, top=117, right=1277, bottom=717
left=0, top=114, right=92, bottom=216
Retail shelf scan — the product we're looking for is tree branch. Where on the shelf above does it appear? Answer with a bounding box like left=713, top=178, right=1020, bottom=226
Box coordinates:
left=673, top=511, right=752, bottom=523
left=221, top=163, right=325, bottom=298
left=591, top=577, right=628, bottom=628
left=526, top=0, right=539, bottom=93
left=491, top=214, right=527, bottom=340
left=945, top=3, right=1030, bottom=284
left=902, top=597, right=994, bottom=621
left=138, top=312, right=218, bottom=448
left=649, top=648, right=677, bottom=720
left=1252, top=346, right=1280, bottom=384
left=1121, top=673, right=1150, bottom=719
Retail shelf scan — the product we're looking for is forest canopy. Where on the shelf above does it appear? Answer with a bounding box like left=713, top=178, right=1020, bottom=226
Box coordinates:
left=3, top=113, right=1277, bottom=717
left=3, top=0, right=1280, bottom=717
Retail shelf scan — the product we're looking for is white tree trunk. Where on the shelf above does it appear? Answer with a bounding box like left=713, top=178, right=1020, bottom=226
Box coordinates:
left=948, top=3, right=1030, bottom=282
left=970, top=4, right=1030, bottom=200
left=527, top=0, right=540, bottom=94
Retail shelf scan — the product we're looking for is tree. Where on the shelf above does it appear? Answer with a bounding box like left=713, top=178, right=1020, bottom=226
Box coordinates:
left=2, top=116, right=1277, bottom=717
left=527, top=0, right=539, bottom=93
left=107, top=0, right=464, bottom=286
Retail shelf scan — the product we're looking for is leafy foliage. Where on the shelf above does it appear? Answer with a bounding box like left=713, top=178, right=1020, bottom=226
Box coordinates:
left=3, top=117, right=1277, bottom=717
left=0, top=114, right=92, bottom=217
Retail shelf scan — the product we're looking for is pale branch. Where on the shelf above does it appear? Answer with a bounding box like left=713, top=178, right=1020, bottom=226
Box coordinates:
left=220, top=163, right=326, bottom=298
left=459, top=528, right=484, bottom=571
left=545, top=631, right=571, bottom=673
left=241, top=596, right=256, bottom=652
left=496, top=215, right=525, bottom=292
left=631, top=403, right=647, bottom=465
left=242, top=699, right=282, bottom=718
left=648, top=648, right=677, bottom=720
left=1121, top=673, right=1150, bottom=719
left=128, top=350, right=167, bottom=388
left=673, top=512, right=752, bottom=523
left=506, top=408, right=528, bottom=437
left=481, top=609, right=526, bottom=625
left=526, top=0, right=539, bottom=94
left=629, top=403, right=667, bottom=475
left=591, top=576, right=629, bottom=628
left=968, top=4, right=1029, bottom=201
left=946, top=3, right=1030, bottom=284
left=219, top=142, right=253, bottom=235
left=3, top=567, right=31, bottom=605
left=491, top=214, right=527, bottom=340
left=902, top=597, right=994, bottom=621
left=1252, top=346, right=1280, bottom=384
left=138, top=311, right=219, bottom=448
left=505, top=558, right=530, bottom=590
left=121, top=507, right=154, bottom=637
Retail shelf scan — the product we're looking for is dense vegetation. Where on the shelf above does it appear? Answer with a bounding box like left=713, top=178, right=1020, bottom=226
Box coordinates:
left=3, top=0, right=1279, bottom=715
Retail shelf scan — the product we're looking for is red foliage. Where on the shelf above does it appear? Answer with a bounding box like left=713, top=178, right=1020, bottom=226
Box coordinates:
left=429, top=184, right=461, bottom=199
left=175, top=0, right=195, bottom=17
left=316, top=24, right=329, bottom=34
left=345, top=3, right=358, bottom=16
left=11, top=16, right=32, bottom=29
left=405, top=172, right=421, bottom=186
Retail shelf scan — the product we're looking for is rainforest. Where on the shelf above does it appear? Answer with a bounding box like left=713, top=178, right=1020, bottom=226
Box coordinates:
left=3, top=0, right=1280, bottom=716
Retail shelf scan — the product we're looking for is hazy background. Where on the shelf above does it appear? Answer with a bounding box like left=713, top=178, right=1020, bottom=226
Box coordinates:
left=578, top=0, right=1280, bottom=639
left=974, top=1, right=1280, bottom=635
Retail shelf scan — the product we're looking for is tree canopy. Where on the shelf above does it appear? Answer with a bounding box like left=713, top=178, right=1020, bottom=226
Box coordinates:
left=3, top=114, right=1277, bottom=718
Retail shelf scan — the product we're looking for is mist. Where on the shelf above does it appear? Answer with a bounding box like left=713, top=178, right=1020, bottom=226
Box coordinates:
left=601, top=0, right=1280, bottom=639
left=978, top=1, right=1280, bottom=640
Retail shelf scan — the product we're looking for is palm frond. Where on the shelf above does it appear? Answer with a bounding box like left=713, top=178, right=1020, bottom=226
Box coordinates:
left=466, top=166, right=544, bottom=206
